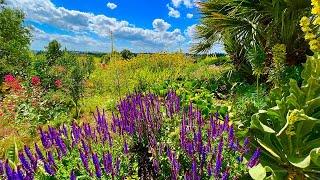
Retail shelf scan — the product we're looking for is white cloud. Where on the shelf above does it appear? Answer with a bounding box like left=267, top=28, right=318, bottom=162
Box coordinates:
left=152, top=19, right=171, bottom=32
left=106, top=2, right=117, bottom=10
left=6, top=0, right=186, bottom=51
left=184, top=24, right=197, bottom=39
left=167, top=4, right=180, bottom=18
left=171, top=0, right=198, bottom=8
left=30, top=26, right=107, bottom=51
left=186, top=13, right=193, bottom=19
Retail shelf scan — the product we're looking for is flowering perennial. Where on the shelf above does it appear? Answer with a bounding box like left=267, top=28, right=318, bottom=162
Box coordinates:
left=0, top=91, right=260, bottom=179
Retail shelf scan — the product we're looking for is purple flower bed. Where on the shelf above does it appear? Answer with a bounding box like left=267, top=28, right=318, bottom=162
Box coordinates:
left=0, top=91, right=260, bottom=179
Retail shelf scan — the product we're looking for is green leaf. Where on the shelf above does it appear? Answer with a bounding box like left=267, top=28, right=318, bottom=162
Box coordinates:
left=310, top=148, right=320, bottom=167
left=288, top=155, right=311, bottom=169
left=257, top=139, right=281, bottom=160
left=251, top=112, right=276, bottom=133
left=249, top=164, right=266, bottom=180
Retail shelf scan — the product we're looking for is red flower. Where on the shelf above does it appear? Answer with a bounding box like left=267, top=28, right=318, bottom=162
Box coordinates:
left=3, top=74, right=22, bottom=91
left=31, top=76, right=41, bottom=86
left=55, top=79, right=62, bottom=88
left=4, top=74, right=15, bottom=83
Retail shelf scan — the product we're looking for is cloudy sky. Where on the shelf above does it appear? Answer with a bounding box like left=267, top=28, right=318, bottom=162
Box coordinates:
left=6, top=0, right=224, bottom=53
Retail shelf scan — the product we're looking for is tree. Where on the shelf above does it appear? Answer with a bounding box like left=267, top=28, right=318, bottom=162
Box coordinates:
left=121, top=49, right=134, bottom=60
left=0, top=1, right=31, bottom=77
left=45, top=40, right=63, bottom=66
left=193, top=0, right=311, bottom=67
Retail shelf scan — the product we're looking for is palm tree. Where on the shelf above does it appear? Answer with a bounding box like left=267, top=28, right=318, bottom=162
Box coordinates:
left=192, top=0, right=311, bottom=66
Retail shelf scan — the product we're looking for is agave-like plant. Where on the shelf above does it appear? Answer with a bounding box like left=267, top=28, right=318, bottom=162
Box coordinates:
left=250, top=53, right=320, bottom=179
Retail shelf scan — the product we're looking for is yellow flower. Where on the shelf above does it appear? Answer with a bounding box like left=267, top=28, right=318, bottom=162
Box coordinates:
left=300, top=16, right=310, bottom=27
left=310, top=44, right=319, bottom=52
left=301, top=26, right=311, bottom=32
left=305, top=33, right=316, bottom=40
left=312, top=6, right=320, bottom=15
left=309, top=39, right=318, bottom=46
left=311, top=0, right=320, bottom=6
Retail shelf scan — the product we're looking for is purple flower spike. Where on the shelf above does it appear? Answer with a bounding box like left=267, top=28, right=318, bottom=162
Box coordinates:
left=248, top=148, right=261, bottom=168
left=17, top=166, right=25, bottom=180
left=44, top=162, right=55, bottom=176
left=18, top=152, right=32, bottom=173
left=24, top=145, right=37, bottom=170
left=222, top=169, right=229, bottom=180
left=123, top=140, right=129, bottom=154
left=5, top=160, right=13, bottom=179
left=35, top=143, right=44, bottom=161
left=79, top=150, right=90, bottom=173
left=70, top=170, right=76, bottom=180
left=103, top=152, right=113, bottom=174
left=47, top=151, right=56, bottom=167
left=92, top=153, right=102, bottom=178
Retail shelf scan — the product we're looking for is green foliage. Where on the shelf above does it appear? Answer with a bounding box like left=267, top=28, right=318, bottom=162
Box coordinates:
left=247, top=45, right=266, bottom=77
left=231, top=84, right=268, bottom=129
left=45, top=40, right=63, bottom=66
left=269, top=44, right=287, bottom=88
left=0, top=5, right=31, bottom=77
left=69, top=60, right=86, bottom=118
left=82, top=55, right=95, bottom=78
left=120, top=49, right=135, bottom=60
left=250, top=54, right=320, bottom=179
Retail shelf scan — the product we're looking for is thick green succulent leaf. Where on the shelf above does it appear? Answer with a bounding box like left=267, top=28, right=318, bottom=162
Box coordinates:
left=251, top=111, right=276, bottom=133
left=249, top=164, right=266, bottom=180
left=288, top=148, right=320, bottom=169
left=310, top=148, right=320, bottom=167
left=288, top=155, right=311, bottom=169
left=305, top=96, right=320, bottom=116
left=287, top=79, right=305, bottom=109
left=257, top=139, right=281, bottom=160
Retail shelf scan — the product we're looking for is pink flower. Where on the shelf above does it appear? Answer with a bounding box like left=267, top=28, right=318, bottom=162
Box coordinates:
left=31, top=76, right=41, bottom=86
left=55, top=79, right=62, bottom=88
left=4, top=74, right=15, bottom=83
left=3, top=74, right=22, bottom=91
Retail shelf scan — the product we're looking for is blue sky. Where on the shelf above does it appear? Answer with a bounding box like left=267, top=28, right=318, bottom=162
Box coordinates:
left=6, top=0, right=224, bottom=53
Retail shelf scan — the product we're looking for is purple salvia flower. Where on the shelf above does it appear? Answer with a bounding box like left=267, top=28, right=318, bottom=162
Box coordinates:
left=248, top=148, right=261, bottom=168
left=35, top=143, right=44, bottom=161
left=5, top=160, right=13, bottom=179
left=17, top=166, right=25, bottom=180
left=153, top=159, right=159, bottom=173
left=56, top=136, right=67, bottom=156
left=92, top=153, right=102, bottom=178
left=70, top=170, right=76, bottom=180
left=191, top=158, right=198, bottom=180
left=44, top=162, right=55, bottom=176
left=123, top=140, right=129, bottom=154
left=39, top=128, right=51, bottom=149
left=214, top=155, right=222, bottom=177
left=243, top=137, right=250, bottom=154
left=18, top=152, right=32, bottom=173
left=222, top=169, right=229, bottom=180
left=81, top=139, right=90, bottom=155
left=47, top=151, right=56, bottom=166
left=228, top=126, right=235, bottom=150
left=24, top=145, right=37, bottom=170
left=79, top=150, right=90, bottom=173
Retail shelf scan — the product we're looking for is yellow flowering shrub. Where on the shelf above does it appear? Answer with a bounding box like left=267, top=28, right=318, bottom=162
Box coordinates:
left=300, top=0, right=320, bottom=52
